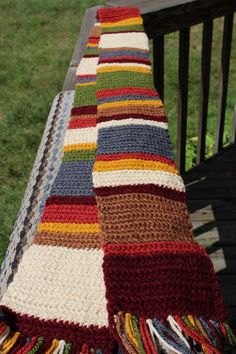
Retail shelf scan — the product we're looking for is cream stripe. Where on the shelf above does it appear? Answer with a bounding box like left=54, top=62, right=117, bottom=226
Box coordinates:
left=100, top=32, right=149, bottom=50
left=64, top=127, right=97, bottom=146
left=76, top=57, right=99, bottom=76
left=97, top=118, right=167, bottom=130
left=0, top=244, right=108, bottom=327
left=93, top=170, right=185, bottom=192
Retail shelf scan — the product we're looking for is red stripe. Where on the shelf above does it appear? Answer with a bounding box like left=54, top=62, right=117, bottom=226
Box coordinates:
left=69, top=117, right=96, bottom=129
left=76, top=74, right=96, bottom=79
left=88, top=37, right=99, bottom=43
left=94, top=184, right=186, bottom=202
left=96, top=153, right=176, bottom=166
left=46, top=196, right=97, bottom=206
left=97, top=113, right=167, bottom=123
left=98, top=57, right=150, bottom=65
left=41, top=204, right=98, bottom=223
left=104, top=241, right=204, bottom=256
left=97, top=8, right=140, bottom=22
left=71, top=106, right=97, bottom=116
left=97, top=87, right=157, bottom=99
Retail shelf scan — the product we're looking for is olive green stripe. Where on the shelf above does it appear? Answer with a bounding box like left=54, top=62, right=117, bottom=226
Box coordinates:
left=97, top=71, right=154, bottom=90
left=101, top=25, right=143, bottom=33
left=63, top=150, right=96, bottom=162
left=85, top=47, right=99, bottom=55
left=73, top=84, right=97, bottom=107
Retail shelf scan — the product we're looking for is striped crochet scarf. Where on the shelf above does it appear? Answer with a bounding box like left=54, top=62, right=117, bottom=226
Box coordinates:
left=0, top=7, right=235, bottom=354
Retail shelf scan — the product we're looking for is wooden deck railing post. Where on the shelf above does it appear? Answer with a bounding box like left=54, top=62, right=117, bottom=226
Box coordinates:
left=197, top=20, right=213, bottom=164
left=177, top=27, right=190, bottom=173
left=215, top=13, right=234, bottom=152
left=153, top=36, right=165, bottom=102
left=233, top=100, right=236, bottom=144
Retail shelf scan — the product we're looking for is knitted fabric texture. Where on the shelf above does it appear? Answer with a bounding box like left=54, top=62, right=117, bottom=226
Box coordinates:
left=0, top=7, right=235, bottom=354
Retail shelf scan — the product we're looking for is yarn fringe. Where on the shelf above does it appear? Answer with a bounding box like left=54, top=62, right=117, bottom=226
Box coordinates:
left=114, top=312, right=236, bottom=354
left=0, top=319, right=103, bottom=354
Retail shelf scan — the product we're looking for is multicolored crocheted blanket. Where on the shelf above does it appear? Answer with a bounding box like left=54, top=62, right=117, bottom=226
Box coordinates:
left=0, top=7, right=235, bottom=354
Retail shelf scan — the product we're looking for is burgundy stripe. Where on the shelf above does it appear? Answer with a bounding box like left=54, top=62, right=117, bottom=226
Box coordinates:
left=84, top=55, right=99, bottom=58
left=94, top=184, right=186, bottom=203
left=71, top=106, right=97, bottom=116
left=46, top=196, right=97, bottom=206
left=97, top=113, right=167, bottom=123
left=103, top=247, right=227, bottom=322
left=98, top=57, right=150, bottom=65
left=1, top=306, right=115, bottom=354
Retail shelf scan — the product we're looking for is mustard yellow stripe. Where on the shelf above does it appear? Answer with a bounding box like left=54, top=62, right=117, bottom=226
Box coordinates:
left=94, top=159, right=178, bottom=174
left=1, top=332, right=21, bottom=354
left=38, top=223, right=100, bottom=234
left=64, top=143, right=97, bottom=152
left=98, top=100, right=163, bottom=110
left=125, top=313, right=139, bottom=348
left=101, top=17, right=143, bottom=28
left=76, top=82, right=96, bottom=87
left=45, top=339, right=59, bottom=354
left=87, top=43, right=98, bottom=47
left=97, top=66, right=151, bottom=74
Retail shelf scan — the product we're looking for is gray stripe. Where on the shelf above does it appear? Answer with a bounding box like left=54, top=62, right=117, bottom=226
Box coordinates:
left=50, top=161, right=94, bottom=196
left=97, top=125, right=173, bottom=159
left=100, top=50, right=148, bottom=59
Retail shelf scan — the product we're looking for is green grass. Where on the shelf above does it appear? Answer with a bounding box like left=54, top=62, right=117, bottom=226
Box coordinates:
left=0, top=0, right=103, bottom=262
left=0, top=2, right=235, bottom=263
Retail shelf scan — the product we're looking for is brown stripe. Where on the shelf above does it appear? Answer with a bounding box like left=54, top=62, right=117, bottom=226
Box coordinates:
left=34, top=231, right=102, bottom=249
left=96, top=193, right=194, bottom=244
left=70, top=113, right=97, bottom=121
left=98, top=105, right=165, bottom=117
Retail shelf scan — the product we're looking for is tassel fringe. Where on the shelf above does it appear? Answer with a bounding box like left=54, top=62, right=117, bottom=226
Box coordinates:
left=114, top=312, right=236, bottom=354
left=0, top=319, right=103, bottom=354
left=0, top=314, right=235, bottom=353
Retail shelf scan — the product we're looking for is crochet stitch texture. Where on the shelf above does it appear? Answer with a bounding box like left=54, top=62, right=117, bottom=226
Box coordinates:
left=0, top=7, right=235, bottom=354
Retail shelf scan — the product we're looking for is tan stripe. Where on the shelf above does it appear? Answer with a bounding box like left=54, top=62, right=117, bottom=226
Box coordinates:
left=89, top=26, right=100, bottom=37
left=96, top=193, right=194, bottom=244
left=98, top=105, right=165, bottom=117
left=70, top=113, right=97, bottom=120
left=34, top=231, right=102, bottom=249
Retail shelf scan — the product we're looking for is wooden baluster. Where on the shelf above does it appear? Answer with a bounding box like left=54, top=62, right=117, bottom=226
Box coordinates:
left=233, top=100, right=236, bottom=143
left=177, top=27, right=190, bottom=174
left=215, top=13, right=234, bottom=152
left=197, top=20, right=213, bottom=164
left=153, top=36, right=165, bottom=102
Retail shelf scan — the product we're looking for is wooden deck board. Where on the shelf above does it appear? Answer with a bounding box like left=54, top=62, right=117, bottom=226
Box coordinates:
left=183, top=144, right=236, bottom=325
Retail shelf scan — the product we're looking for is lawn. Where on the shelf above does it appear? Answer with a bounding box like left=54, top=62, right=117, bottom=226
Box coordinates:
left=0, top=1, right=235, bottom=263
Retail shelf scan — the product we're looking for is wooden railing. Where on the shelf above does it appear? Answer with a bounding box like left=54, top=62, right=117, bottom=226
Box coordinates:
left=63, top=0, right=236, bottom=173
